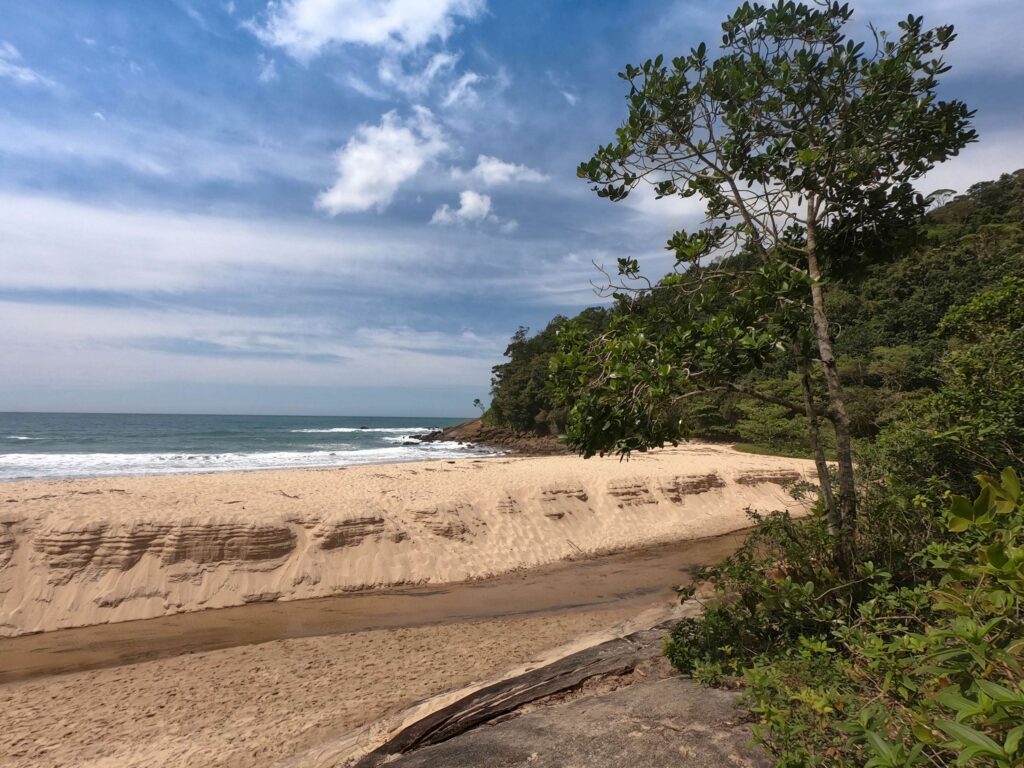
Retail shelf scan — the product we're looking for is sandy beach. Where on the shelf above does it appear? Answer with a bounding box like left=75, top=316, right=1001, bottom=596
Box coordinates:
left=1, top=606, right=656, bottom=768
left=1, top=443, right=814, bottom=637
left=0, top=444, right=815, bottom=767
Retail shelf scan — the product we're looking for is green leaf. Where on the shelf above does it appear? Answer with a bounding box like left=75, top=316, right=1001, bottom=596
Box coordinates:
left=985, top=542, right=1010, bottom=568
left=947, top=515, right=970, bottom=532
left=974, top=679, right=1020, bottom=704
left=865, top=730, right=899, bottom=763
left=1005, top=724, right=1024, bottom=755
left=936, top=687, right=979, bottom=718
left=950, top=495, right=974, bottom=520
left=1001, top=467, right=1020, bottom=502
left=936, top=720, right=1005, bottom=755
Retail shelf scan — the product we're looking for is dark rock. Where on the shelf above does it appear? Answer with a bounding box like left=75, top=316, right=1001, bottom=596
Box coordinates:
left=415, top=419, right=571, bottom=457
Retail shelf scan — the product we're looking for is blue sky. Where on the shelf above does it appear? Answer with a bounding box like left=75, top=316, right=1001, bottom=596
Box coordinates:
left=1, top=0, right=1021, bottom=417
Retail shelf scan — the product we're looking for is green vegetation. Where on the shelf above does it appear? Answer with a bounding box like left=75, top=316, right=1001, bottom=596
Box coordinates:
left=562, top=0, right=977, bottom=575
left=486, top=171, right=1023, bottom=453
left=662, top=275, right=1023, bottom=764
left=665, top=468, right=1024, bottom=767
left=486, top=308, right=607, bottom=435
left=481, top=2, right=1022, bottom=764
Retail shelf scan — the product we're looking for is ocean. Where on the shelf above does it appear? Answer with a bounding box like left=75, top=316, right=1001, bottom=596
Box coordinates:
left=0, top=412, right=494, bottom=481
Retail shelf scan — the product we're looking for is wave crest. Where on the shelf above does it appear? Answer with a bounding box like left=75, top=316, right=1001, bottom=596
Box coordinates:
left=0, top=442, right=498, bottom=481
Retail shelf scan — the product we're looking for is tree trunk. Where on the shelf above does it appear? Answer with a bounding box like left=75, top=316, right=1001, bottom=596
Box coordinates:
left=806, top=197, right=857, bottom=577
left=797, top=355, right=838, bottom=533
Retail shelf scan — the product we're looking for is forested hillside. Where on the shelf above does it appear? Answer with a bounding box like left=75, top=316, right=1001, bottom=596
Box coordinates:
left=486, top=169, right=1024, bottom=453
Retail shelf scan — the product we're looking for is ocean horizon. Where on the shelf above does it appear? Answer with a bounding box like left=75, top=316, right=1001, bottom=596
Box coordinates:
left=0, top=412, right=490, bottom=481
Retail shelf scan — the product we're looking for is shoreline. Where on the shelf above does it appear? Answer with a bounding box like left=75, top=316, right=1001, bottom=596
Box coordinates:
left=0, top=446, right=501, bottom=484
left=1, top=443, right=815, bottom=637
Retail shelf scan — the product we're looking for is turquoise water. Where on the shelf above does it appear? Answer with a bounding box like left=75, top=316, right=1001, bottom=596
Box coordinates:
left=0, top=412, right=490, bottom=481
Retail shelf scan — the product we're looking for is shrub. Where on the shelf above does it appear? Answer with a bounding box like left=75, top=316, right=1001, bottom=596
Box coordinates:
left=667, top=470, right=1024, bottom=767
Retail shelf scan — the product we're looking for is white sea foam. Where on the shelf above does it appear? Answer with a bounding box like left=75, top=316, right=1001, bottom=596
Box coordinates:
left=288, top=427, right=438, bottom=434
left=0, top=442, right=499, bottom=481
left=4, top=435, right=42, bottom=440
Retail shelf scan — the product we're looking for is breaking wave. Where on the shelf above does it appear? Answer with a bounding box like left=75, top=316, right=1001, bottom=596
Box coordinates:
left=0, top=442, right=498, bottom=481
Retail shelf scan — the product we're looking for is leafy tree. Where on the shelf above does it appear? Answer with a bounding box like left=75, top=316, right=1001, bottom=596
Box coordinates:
left=565, top=0, right=975, bottom=573
left=489, top=309, right=608, bottom=434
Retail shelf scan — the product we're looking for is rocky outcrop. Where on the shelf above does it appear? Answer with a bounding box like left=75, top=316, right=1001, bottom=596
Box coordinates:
left=417, top=419, right=570, bottom=456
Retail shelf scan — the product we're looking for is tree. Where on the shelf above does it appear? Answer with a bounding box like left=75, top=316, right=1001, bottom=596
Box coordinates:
left=565, top=0, right=975, bottom=574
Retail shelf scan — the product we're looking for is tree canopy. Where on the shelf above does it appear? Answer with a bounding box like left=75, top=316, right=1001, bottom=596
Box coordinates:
left=557, top=0, right=976, bottom=573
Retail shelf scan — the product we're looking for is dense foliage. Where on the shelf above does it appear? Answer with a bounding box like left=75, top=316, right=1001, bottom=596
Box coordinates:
left=659, top=262, right=1024, bottom=764
left=486, top=308, right=607, bottom=435
left=665, top=464, right=1024, bottom=767
left=483, top=168, right=1022, bottom=469
left=485, top=170, right=1024, bottom=450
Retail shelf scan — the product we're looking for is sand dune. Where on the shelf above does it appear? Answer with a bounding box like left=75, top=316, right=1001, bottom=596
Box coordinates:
left=0, top=444, right=814, bottom=636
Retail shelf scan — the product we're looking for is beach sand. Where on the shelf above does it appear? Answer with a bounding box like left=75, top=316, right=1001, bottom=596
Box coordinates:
left=0, top=443, right=814, bottom=637
left=0, top=443, right=815, bottom=767
left=0, top=606, right=646, bottom=768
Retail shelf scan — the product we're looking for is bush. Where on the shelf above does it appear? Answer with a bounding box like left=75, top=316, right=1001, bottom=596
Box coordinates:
left=667, top=470, right=1024, bottom=767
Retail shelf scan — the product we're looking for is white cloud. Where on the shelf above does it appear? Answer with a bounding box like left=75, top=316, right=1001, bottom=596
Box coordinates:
left=560, top=90, right=578, bottom=106
left=441, top=70, right=482, bottom=107
left=0, top=300, right=498, bottom=394
left=0, top=192, right=567, bottom=299
left=453, top=154, right=548, bottom=186
left=431, top=189, right=492, bottom=224
left=182, top=4, right=210, bottom=31
left=0, top=40, right=56, bottom=88
left=853, top=0, right=1024, bottom=76
left=0, top=115, right=325, bottom=185
left=342, top=73, right=386, bottom=99
left=917, top=129, right=1024, bottom=197
left=0, top=193, right=431, bottom=294
left=251, top=0, right=485, bottom=60
left=316, top=106, right=448, bottom=214
left=430, top=189, right=518, bottom=232
left=258, top=55, right=279, bottom=82
left=378, top=50, right=459, bottom=95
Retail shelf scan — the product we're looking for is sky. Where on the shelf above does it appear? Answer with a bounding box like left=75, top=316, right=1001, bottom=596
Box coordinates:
left=1, top=0, right=1021, bottom=417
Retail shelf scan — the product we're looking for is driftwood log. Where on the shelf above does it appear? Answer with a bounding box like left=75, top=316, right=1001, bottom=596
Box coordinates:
left=353, top=622, right=672, bottom=767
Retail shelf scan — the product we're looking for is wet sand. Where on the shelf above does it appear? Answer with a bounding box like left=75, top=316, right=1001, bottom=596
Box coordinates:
left=0, top=530, right=744, bottom=684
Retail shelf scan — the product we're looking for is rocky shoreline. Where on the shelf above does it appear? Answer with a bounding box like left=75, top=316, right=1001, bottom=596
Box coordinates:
left=415, top=418, right=571, bottom=456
